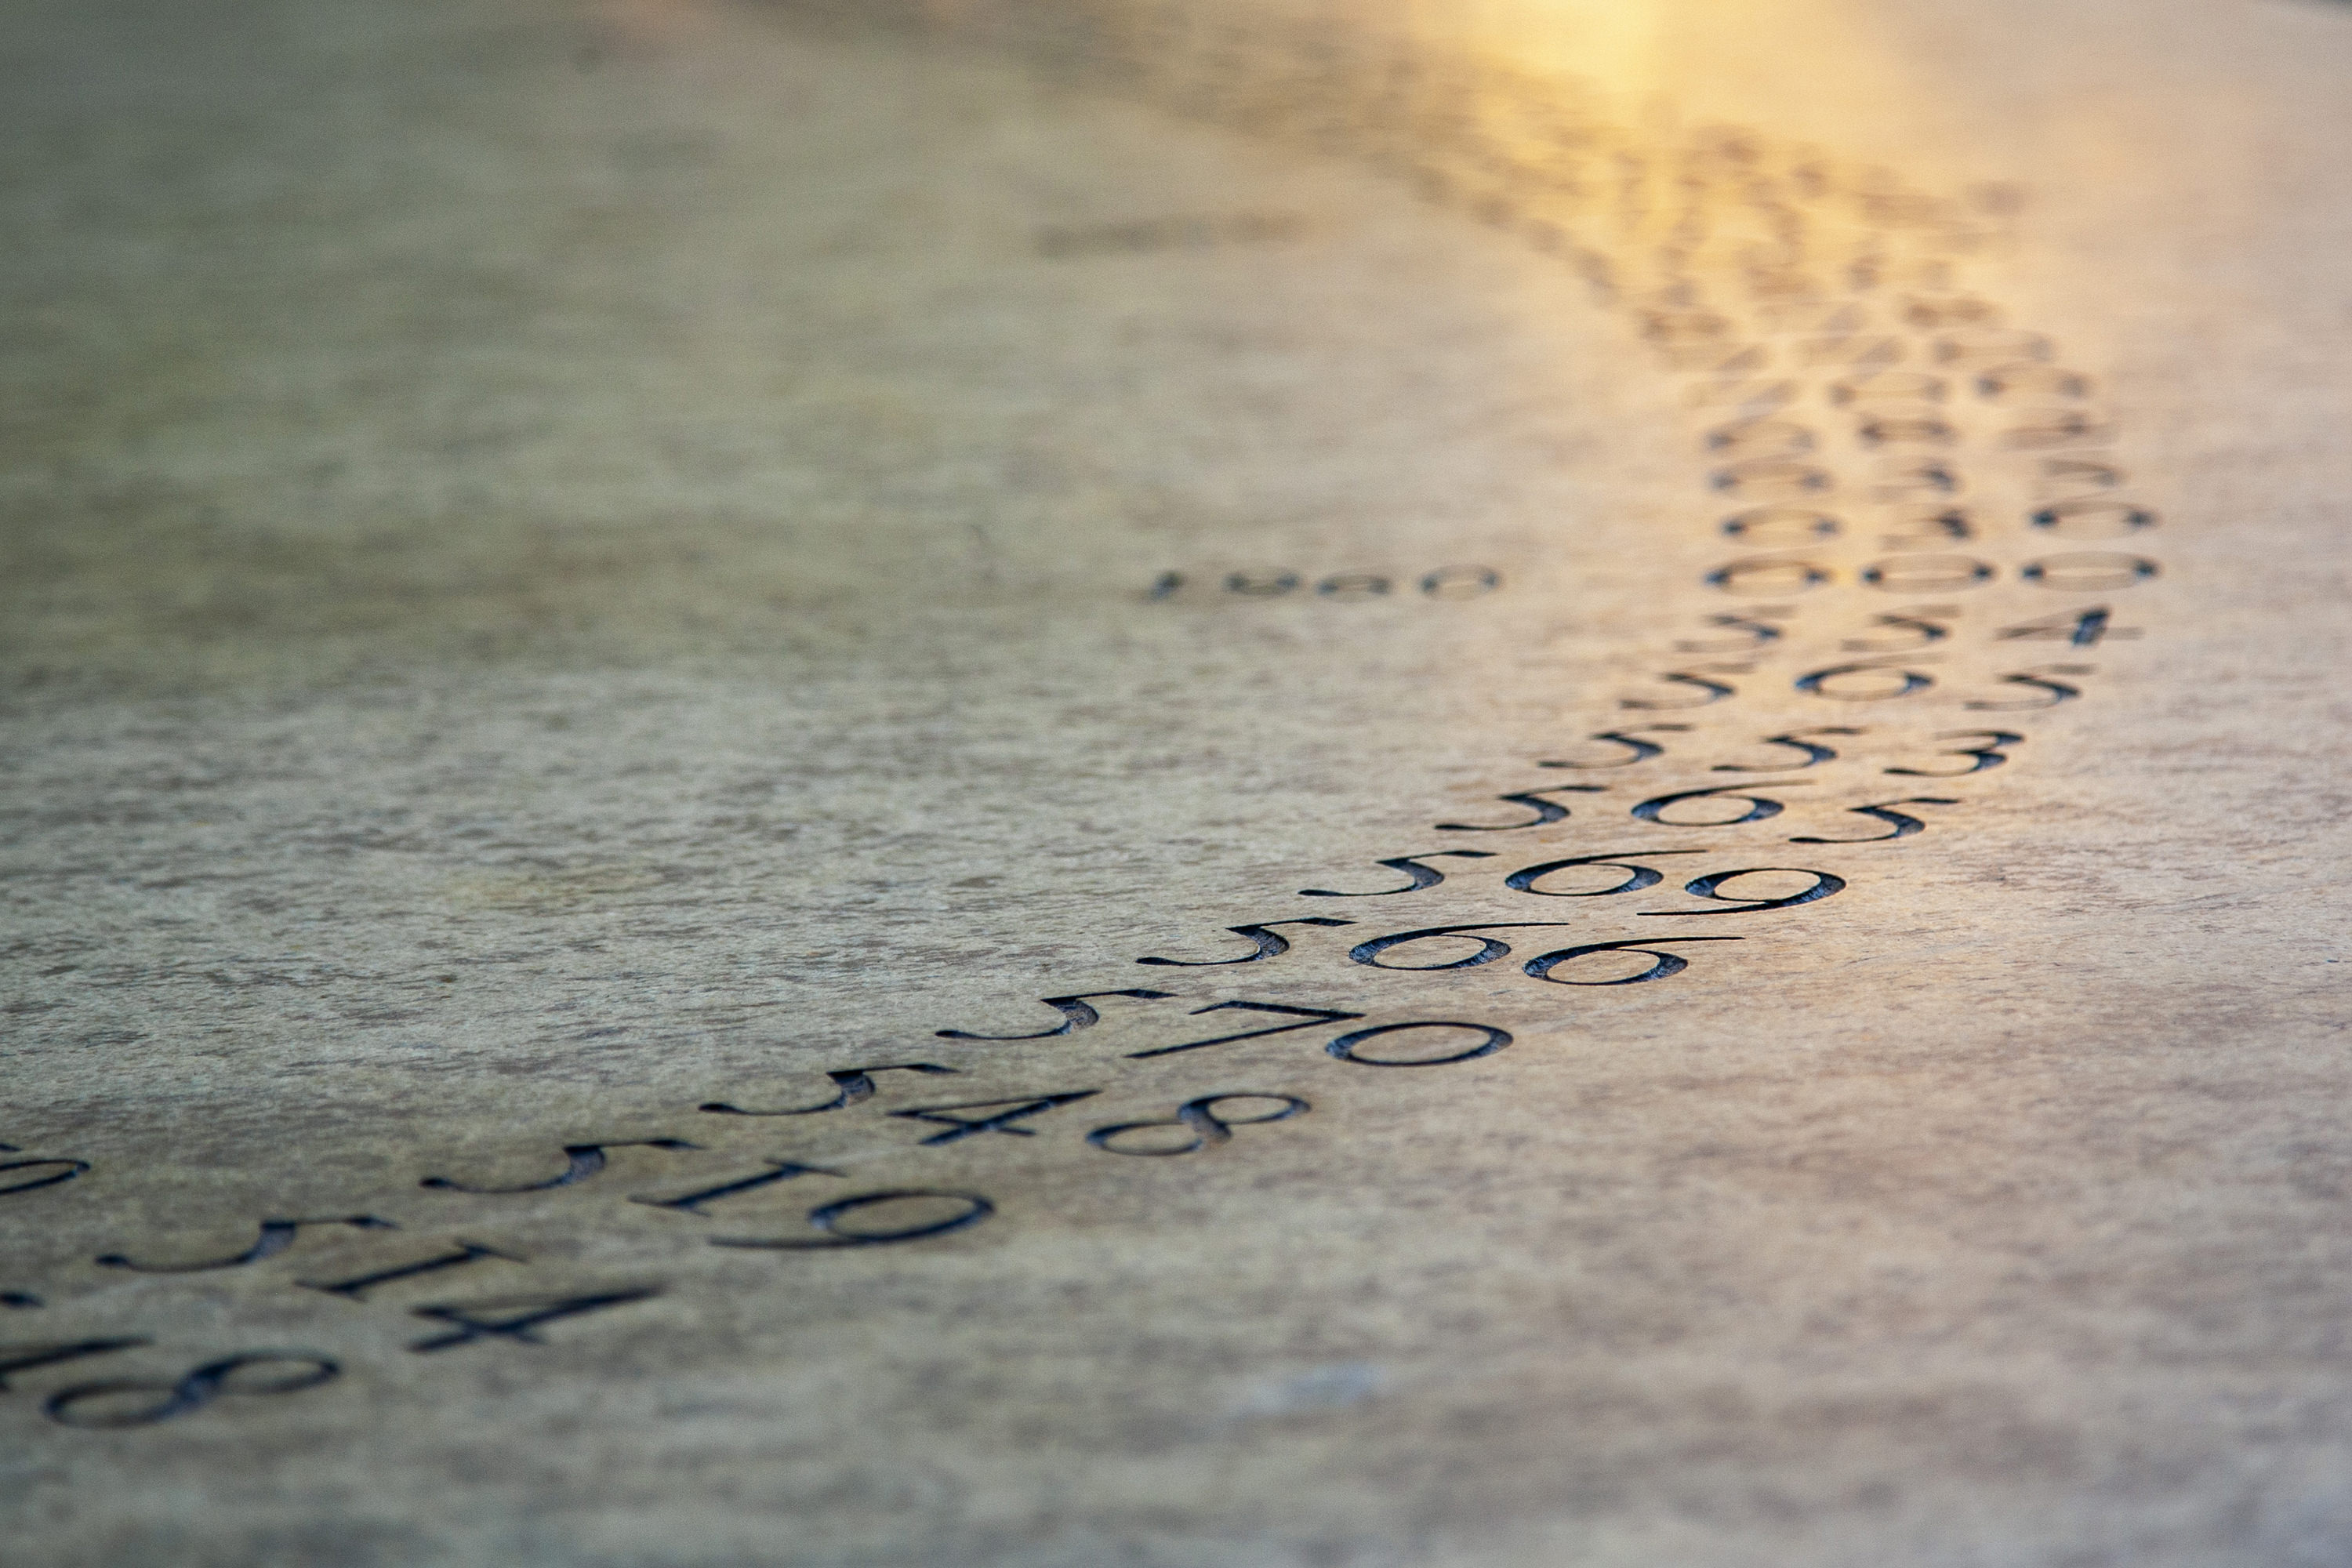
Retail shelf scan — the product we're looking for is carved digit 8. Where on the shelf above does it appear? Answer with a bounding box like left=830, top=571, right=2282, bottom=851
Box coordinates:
left=1088, top=1094, right=1309, bottom=1156
left=44, top=1351, right=340, bottom=1428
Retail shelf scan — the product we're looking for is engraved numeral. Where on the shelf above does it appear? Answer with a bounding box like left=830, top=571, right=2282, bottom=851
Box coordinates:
left=96, top=1215, right=397, bottom=1275
left=710, top=1191, right=996, bottom=1250
left=1090, top=1094, right=1310, bottom=1156
left=42, top=1352, right=340, bottom=1428
left=888, top=1094, right=1100, bottom=1146
left=702, top=1064, right=960, bottom=1117
left=1137, top=918, right=1355, bottom=965
left=408, top=1287, right=663, bottom=1352
left=936, top=990, right=1176, bottom=1042
left=423, top=1140, right=700, bottom=1195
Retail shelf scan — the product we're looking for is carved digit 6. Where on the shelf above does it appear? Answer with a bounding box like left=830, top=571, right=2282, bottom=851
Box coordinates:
left=1504, top=849, right=1708, bottom=897
left=44, top=1351, right=340, bottom=1428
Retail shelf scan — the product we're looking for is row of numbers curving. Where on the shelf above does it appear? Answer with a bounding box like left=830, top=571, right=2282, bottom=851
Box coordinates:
left=2, top=1, right=2165, bottom=1428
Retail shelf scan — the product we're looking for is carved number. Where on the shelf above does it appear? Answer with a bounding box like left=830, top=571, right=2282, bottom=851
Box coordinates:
left=423, top=1140, right=699, bottom=1195
left=1089, top=1094, right=1309, bottom=1156
left=1348, top=924, right=1577, bottom=971
left=1885, top=730, right=2023, bottom=776
left=1633, top=782, right=1810, bottom=826
left=1789, top=798, right=1960, bottom=843
left=96, top=1215, right=396, bottom=1275
left=1795, top=659, right=1935, bottom=700
left=42, top=1351, right=340, bottom=1428
left=1126, top=1001, right=1366, bottom=1061
left=1326, top=1022, right=1513, bottom=1067
left=936, top=989, right=1175, bottom=1042
left=409, top=1288, right=663, bottom=1352
left=0, top=1154, right=89, bottom=1197
left=1299, top=851, right=1494, bottom=897
left=1505, top=848, right=1708, bottom=897
left=1536, top=725, right=1691, bottom=768
left=709, top=1191, right=996, bottom=1250
left=1436, top=785, right=1603, bottom=831
left=1711, top=727, right=1863, bottom=771
left=1637, top=868, right=1847, bottom=915
left=888, top=1094, right=1099, bottom=1145
left=1137, top=919, right=1354, bottom=965
left=1965, top=666, right=2091, bottom=710
left=702, top=1064, right=959, bottom=1117
left=1522, top=937, right=1744, bottom=985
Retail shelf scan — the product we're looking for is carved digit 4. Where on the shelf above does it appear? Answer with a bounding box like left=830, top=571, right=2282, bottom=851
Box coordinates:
left=423, top=1140, right=700, bottom=1195
left=888, top=1093, right=1101, bottom=1146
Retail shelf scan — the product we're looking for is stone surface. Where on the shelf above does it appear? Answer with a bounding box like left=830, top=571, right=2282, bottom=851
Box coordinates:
left=5, top=2, right=2352, bottom=1563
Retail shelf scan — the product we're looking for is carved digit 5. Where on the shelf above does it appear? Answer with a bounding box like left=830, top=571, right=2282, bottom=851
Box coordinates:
left=1536, top=725, right=1692, bottom=769
left=1632, top=782, right=1811, bottom=826
left=1522, top=937, right=1744, bottom=985
left=935, top=989, right=1176, bottom=1041
left=1789, top=798, right=1960, bottom=843
left=1504, top=849, right=1708, bottom=897
left=1436, top=786, right=1604, bottom=831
